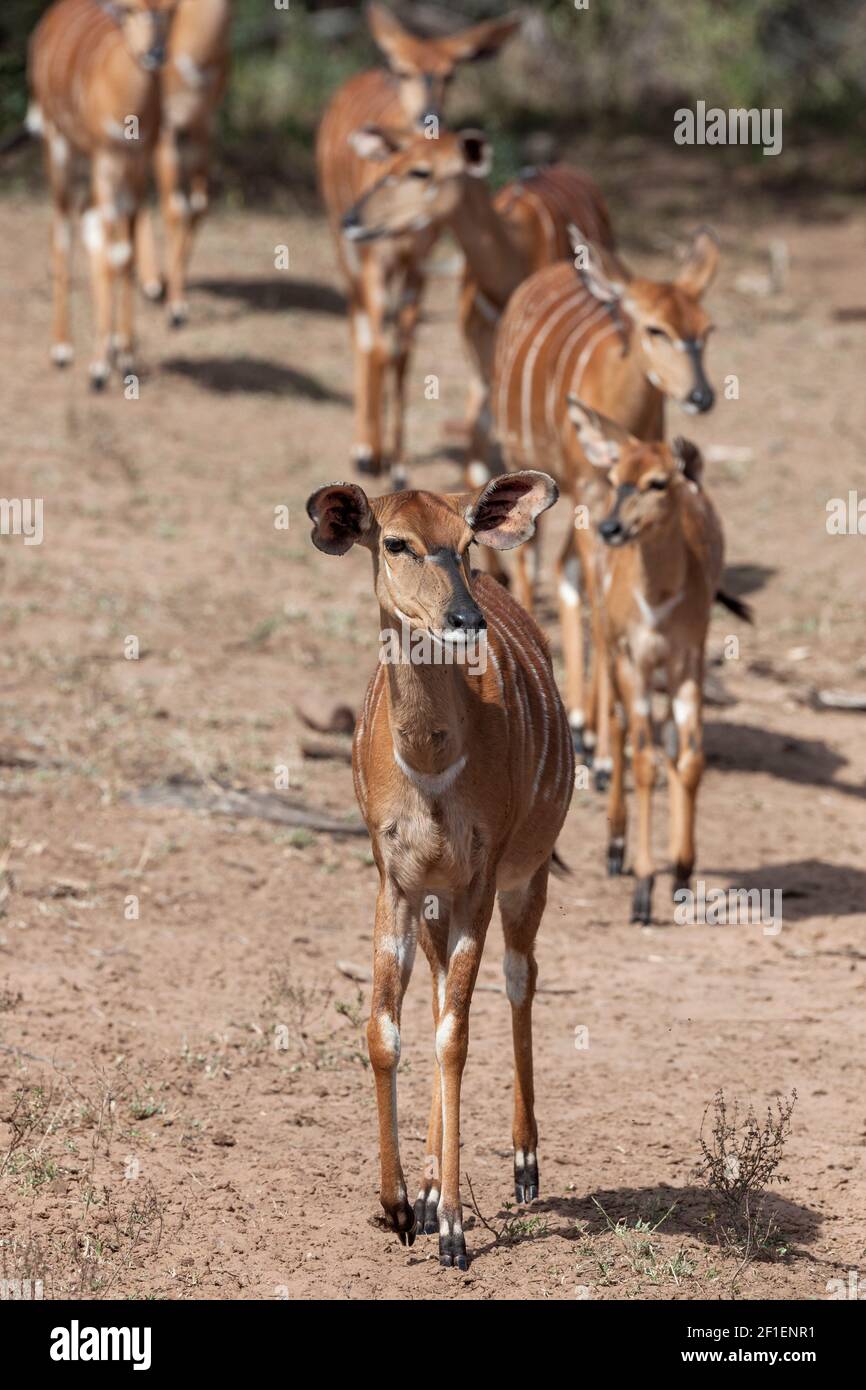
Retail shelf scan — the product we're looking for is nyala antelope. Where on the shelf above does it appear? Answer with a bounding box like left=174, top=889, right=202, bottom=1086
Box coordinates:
left=306, top=472, right=573, bottom=1269
left=316, top=3, right=521, bottom=486
left=28, top=0, right=178, bottom=386
left=135, top=0, right=232, bottom=326
left=492, top=228, right=719, bottom=778
left=569, top=402, right=749, bottom=924
left=342, top=126, right=615, bottom=483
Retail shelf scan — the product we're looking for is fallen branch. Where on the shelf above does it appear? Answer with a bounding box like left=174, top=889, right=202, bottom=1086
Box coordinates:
left=301, top=740, right=353, bottom=764
left=124, top=779, right=367, bottom=837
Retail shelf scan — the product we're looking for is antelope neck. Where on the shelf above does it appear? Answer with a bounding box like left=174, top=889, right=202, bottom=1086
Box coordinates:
left=380, top=606, right=471, bottom=785
left=447, top=177, right=526, bottom=311
left=632, top=508, right=688, bottom=618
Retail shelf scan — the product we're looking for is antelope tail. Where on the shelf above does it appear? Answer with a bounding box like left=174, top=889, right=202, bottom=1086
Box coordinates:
left=715, top=590, right=754, bottom=624
left=551, top=847, right=572, bottom=878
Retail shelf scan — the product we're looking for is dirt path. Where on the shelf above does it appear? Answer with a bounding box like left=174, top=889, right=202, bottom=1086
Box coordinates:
left=0, top=191, right=865, bottom=1300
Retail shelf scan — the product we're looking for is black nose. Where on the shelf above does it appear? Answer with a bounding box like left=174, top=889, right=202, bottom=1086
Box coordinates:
left=445, top=606, right=486, bottom=635
left=689, top=385, right=714, bottom=412
left=599, top=517, right=623, bottom=542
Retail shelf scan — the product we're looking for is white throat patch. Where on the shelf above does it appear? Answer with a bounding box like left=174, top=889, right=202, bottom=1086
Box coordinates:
left=634, top=588, right=684, bottom=629
left=393, top=746, right=467, bottom=797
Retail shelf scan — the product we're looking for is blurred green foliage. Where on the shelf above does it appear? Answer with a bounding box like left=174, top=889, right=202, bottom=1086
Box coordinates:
left=3, top=0, right=865, bottom=197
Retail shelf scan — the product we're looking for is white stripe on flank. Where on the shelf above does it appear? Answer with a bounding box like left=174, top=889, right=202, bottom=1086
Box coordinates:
left=547, top=299, right=608, bottom=435
left=571, top=319, right=618, bottom=397
left=490, top=604, right=552, bottom=801
left=520, top=289, right=586, bottom=459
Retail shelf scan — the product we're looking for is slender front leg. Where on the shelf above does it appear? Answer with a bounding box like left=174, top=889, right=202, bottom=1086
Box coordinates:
left=88, top=152, right=141, bottom=386
left=388, top=261, right=424, bottom=490
left=44, top=127, right=74, bottom=367
left=557, top=529, right=586, bottom=753
left=437, top=876, right=496, bottom=1269
left=414, top=907, right=449, bottom=1234
left=367, top=878, right=418, bottom=1242
left=154, top=126, right=207, bottom=328
left=668, top=670, right=705, bottom=894
left=499, top=862, right=549, bottom=1204
left=630, top=675, right=656, bottom=924
left=607, top=653, right=631, bottom=876
left=135, top=205, right=164, bottom=302
left=82, top=200, right=113, bottom=389
left=350, top=253, right=389, bottom=477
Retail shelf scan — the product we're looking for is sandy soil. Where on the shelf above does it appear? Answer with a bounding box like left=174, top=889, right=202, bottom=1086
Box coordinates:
left=0, top=176, right=865, bottom=1301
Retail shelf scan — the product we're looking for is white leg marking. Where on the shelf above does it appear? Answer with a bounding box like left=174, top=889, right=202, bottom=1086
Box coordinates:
left=435, top=1012, right=455, bottom=1065
left=504, top=948, right=529, bottom=1006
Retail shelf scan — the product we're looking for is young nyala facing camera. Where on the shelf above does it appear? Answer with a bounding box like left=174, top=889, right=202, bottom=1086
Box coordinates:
left=306, top=472, right=574, bottom=1270
left=568, top=397, right=750, bottom=925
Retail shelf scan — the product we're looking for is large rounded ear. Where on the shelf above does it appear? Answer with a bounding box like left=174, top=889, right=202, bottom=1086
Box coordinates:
left=458, top=129, right=492, bottom=179
left=675, top=227, right=719, bottom=299
left=465, top=471, right=558, bottom=550
left=348, top=124, right=409, bottom=162
left=307, top=483, right=374, bottom=555
left=671, top=437, right=704, bottom=486
left=366, top=3, right=415, bottom=66
left=443, top=14, right=522, bottom=63
left=566, top=395, right=635, bottom=468
left=569, top=224, right=628, bottom=305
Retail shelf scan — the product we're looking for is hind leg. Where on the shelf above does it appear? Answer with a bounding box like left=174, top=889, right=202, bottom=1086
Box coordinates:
left=499, top=861, right=549, bottom=1204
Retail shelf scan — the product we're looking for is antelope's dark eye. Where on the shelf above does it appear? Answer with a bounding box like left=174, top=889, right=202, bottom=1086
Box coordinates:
left=384, top=537, right=407, bottom=554
left=646, top=326, right=668, bottom=339
left=409, top=167, right=432, bottom=179
left=648, top=477, right=668, bottom=491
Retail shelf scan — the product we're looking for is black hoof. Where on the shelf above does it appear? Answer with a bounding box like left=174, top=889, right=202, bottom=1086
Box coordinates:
left=385, top=1198, right=417, bottom=1246
left=414, top=1191, right=439, bottom=1236
left=673, top=861, right=693, bottom=897
left=571, top=726, right=593, bottom=763
left=514, top=1150, right=539, bottom=1205
left=89, top=373, right=108, bottom=393
left=607, top=839, right=625, bottom=876
left=438, top=1230, right=468, bottom=1270
left=631, top=875, right=654, bottom=925
left=593, top=761, right=612, bottom=793
left=169, top=311, right=185, bottom=330
left=353, top=451, right=382, bottom=478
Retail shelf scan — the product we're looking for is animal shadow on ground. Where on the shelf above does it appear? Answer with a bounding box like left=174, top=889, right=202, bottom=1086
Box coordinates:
left=194, top=276, right=346, bottom=316
left=721, top=562, right=775, bottom=598
left=535, top=1183, right=822, bottom=1250
left=704, top=857, right=866, bottom=922
left=705, top=720, right=866, bottom=801
left=722, top=561, right=778, bottom=600
left=160, top=355, right=350, bottom=402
